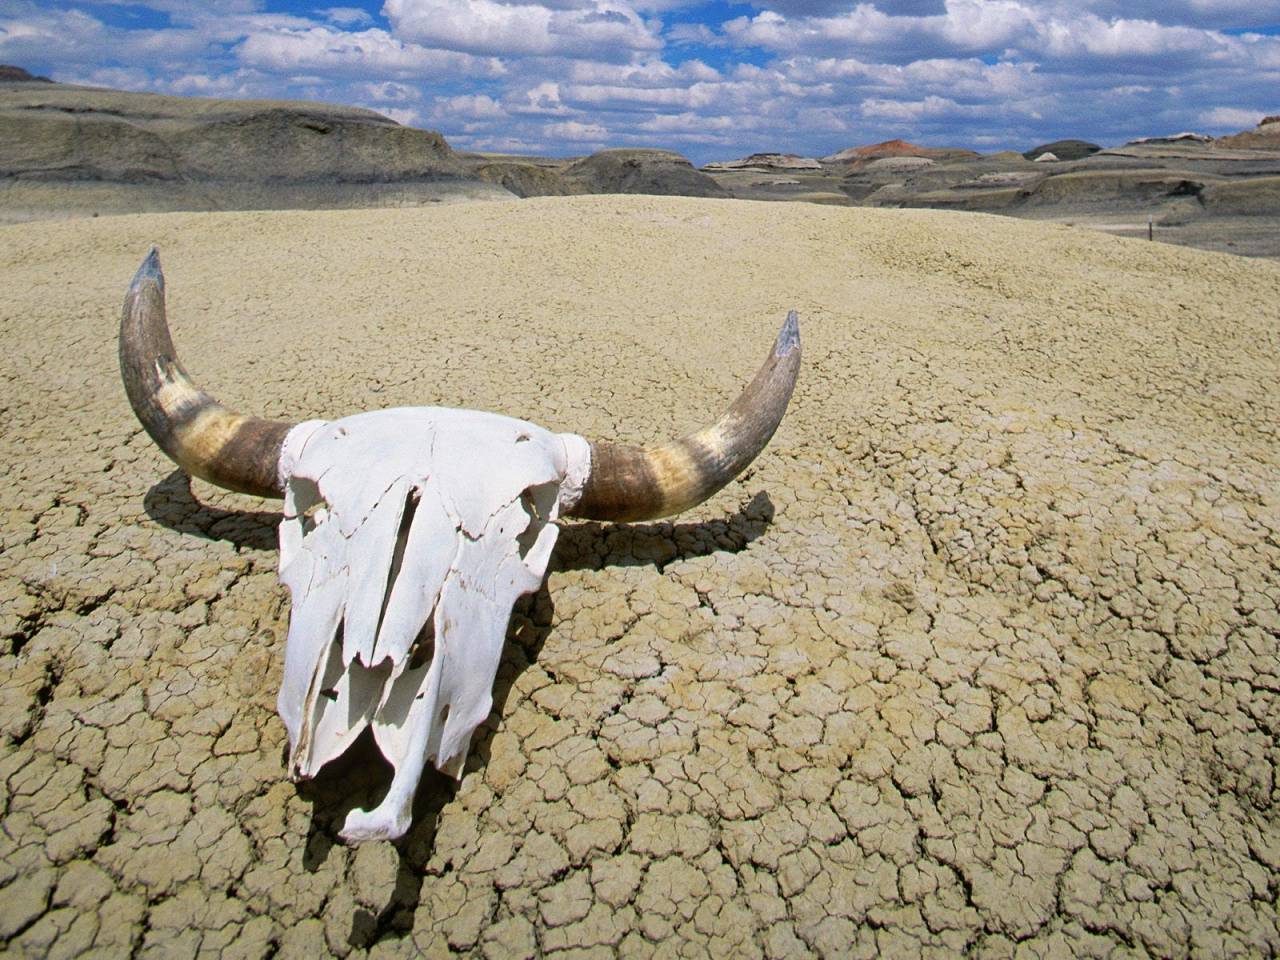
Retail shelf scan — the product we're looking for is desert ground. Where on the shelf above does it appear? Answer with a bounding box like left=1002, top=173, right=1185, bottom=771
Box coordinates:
left=1, top=196, right=1278, bottom=957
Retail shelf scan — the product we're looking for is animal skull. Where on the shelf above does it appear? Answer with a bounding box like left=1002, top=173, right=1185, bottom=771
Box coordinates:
left=120, top=249, right=800, bottom=842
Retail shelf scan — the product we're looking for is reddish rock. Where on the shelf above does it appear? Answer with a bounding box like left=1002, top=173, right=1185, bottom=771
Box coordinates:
left=821, top=138, right=979, bottom=169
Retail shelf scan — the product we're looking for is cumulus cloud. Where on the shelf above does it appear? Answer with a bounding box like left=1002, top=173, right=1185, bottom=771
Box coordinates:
left=507, top=80, right=573, bottom=115
left=438, top=93, right=509, bottom=119
left=666, top=22, right=725, bottom=46
left=1201, top=105, right=1270, bottom=129
left=92, top=0, right=266, bottom=13
left=5, top=0, right=1280, bottom=165
left=382, top=0, right=661, bottom=59
left=1037, top=0, right=1280, bottom=31
left=861, top=93, right=958, bottom=121
left=543, top=118, right=609, bottom=141
left=751, top=0, right=946, bottom=14
left=349, top=80, right=422, bottom=102
left=317, top=7, right=374, bottom=27
left=236, top=25, right=503, bottom=78
left=722, top=2, right=1038, bottom=61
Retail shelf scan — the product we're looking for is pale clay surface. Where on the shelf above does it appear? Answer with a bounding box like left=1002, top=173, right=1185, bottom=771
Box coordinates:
left=0, top=196, right=1277, bottom=958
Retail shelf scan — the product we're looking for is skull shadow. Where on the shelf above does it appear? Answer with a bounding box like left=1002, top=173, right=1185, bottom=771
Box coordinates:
left=143, top=468, right=774, bottom=951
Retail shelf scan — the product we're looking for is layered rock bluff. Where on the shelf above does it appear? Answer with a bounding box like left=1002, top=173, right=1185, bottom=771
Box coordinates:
left=560, top=149, right=729, bottom=198
left=0, top=78, right=510, bottom=219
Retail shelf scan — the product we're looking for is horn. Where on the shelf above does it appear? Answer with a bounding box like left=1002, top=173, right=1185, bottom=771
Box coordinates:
left=120, top=248, right=293, bottom=498
left=567, top=311, right=800, bottom=523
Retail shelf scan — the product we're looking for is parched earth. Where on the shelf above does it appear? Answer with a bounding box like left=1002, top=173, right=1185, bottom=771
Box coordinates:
left=1, top=197, right=1277, bottom=957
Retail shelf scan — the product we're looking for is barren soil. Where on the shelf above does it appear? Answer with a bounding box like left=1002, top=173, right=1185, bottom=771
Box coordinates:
left=1, top=197, right=1278, bottom=957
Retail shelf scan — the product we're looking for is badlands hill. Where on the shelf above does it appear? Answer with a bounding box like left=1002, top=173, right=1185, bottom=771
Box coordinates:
left=0, top=76, right=510, bottom=217
left=0, top=74, right=726, bottom=218
left=702, top=125, right=1280, bottom=259
left=2, top=195, right=1277, bottom=956
left=3, top=69, right=1279, bottom=257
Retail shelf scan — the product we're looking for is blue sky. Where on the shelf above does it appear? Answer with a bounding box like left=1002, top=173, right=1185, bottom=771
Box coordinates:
left=3, top=1, right=1278, bottom=165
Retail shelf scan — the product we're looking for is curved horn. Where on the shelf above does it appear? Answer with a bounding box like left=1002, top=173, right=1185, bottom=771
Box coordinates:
left=120, top=248, right=293, bottom=498
left=567, top=311, right=800, bottom=523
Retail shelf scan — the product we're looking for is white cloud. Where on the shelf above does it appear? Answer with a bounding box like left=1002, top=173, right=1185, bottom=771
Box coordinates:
left=236, top=25, right=503, bottom=78
left=7, top=0, right=1280, bottom=167
left=383, top=0, right=661, bottom=59
left=568, top=57, right=721, bottom=86
left=861, top=94, right=958, bottom=121
left=354, top=104, right=420, bottom=124
left=350, top=80, right=422, bottom=102
left=544, top=119, right=609, bottom=140
left=1037, top=0, right=1280, bottom=31
left=93, top=0, right=265, bottom=13
left=317, top=7, right=374, bottom=27
left=507, top=80, right=573, bottom=115
left=666, top=22, right=725, bottom=46
left=437, top=93, right=509, bottom=119
left=1201, top=106, right=1269, bottom=129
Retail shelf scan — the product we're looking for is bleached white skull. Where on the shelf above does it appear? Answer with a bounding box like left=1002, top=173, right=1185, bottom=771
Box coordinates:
left=274, top=411, right=587, bottom=840
left=120, top=249, right=800, bottom=842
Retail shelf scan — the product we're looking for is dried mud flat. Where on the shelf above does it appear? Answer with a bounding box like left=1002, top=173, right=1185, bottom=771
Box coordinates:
left=1, top=196, right=1278, bottom=958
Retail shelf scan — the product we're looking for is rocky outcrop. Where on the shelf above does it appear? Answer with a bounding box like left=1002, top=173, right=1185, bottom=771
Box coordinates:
left=1216, top=118, right=1280, bottom=151
left=859, top=156, right=935, bottom=173
left=1022, top=139, right=1100, bottom=162
left=462, top=157, right=582, bottom=198
left=1128, top=132, right=1213, bottom=145
left=822, top=138, right=979, bottom=168
left=0, top=83, right=466, bottom=184
left=561, top=148, right=729, bottom=198
left=0, top=81, right=512, bottom=218
left=703, top=153, right=823, bottom=172
left=0, top=64, right=51, bottom=83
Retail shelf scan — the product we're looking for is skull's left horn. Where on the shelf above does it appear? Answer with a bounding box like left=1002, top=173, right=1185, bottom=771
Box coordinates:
left=565, top=310, right=800, bottom=523
left=120, top=248, right=294, bottom=498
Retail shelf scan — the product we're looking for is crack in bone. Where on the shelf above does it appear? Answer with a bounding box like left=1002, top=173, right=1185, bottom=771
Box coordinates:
left=274, top=408, right=585, bottom=842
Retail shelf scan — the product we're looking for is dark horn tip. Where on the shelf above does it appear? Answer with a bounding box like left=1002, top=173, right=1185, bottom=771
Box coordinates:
left=130, top=247, right=164, bottom=295
left=776, top=310, right=800, bottom=356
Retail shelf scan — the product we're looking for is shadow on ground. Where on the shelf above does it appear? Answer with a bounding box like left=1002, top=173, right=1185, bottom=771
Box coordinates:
left=144, top=469, right=279, bottom=551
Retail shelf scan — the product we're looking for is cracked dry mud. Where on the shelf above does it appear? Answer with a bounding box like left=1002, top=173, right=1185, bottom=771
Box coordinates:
left=1, top=196, right=1278, bottom=958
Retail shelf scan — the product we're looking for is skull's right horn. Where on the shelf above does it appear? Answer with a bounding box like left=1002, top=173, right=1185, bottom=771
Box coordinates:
left=119, top=248, right=294, bottom=499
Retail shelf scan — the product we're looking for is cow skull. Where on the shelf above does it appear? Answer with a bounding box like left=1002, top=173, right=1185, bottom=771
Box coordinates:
left=120, top=249, right=800, bottom=842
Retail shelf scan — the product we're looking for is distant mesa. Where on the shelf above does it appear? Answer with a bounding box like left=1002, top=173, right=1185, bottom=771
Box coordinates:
left=464, top=147, right=730, bottom=199
left=0, top=65, right=52, bottom=83
left=1022, top=139, right=1100, bottom=162
left=1262, top=115, right=1280, bottom=127
left=862, top=156, right=936, bottom=172
left=985, top=150, right=1031, bottom=163
left=1128, top=131, right=1213, bottom=146
left=561, top=148, right=729, bottom=198
left=703, top=153, right=823, bottom=172
left=821, top=139, right=979, bottom=169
